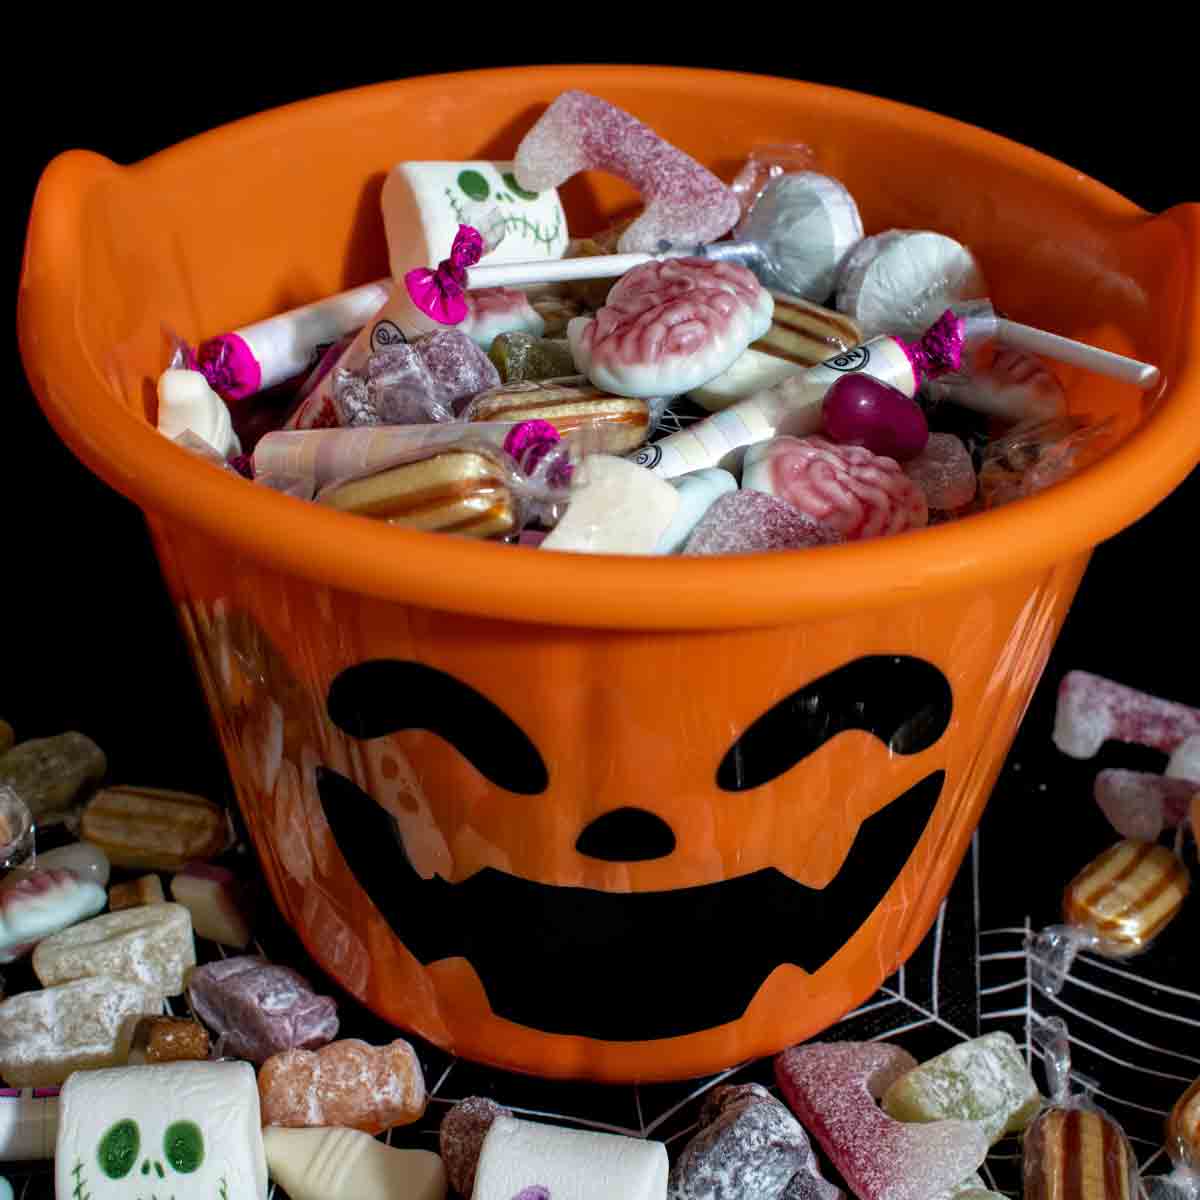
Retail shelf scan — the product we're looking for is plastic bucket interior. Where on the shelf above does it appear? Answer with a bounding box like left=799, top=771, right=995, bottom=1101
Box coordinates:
left=18, top=65, right=1200, bottom=1083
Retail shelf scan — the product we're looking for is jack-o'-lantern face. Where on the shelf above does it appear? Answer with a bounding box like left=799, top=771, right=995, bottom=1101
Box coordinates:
left=313, top=653, right=951, bottom=1042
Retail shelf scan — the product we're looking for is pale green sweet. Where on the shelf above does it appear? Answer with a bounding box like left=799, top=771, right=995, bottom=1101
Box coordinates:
left=882, top=1032, right=1041, bottom=1144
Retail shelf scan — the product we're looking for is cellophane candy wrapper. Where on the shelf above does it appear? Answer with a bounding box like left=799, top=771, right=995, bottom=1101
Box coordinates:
left=730, top=143, right=820, bottom=218
left=1023, top=1017, right=1141, bottom=1200
left=979, top=415, right=1114, bottom=508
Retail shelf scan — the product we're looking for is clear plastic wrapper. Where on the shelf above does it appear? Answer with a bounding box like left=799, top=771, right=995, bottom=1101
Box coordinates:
left=730, top=143, right=820, bottom=217
left=978, top=415, right=1114, bottom=509
left=0, top=788, right=34, bottom=870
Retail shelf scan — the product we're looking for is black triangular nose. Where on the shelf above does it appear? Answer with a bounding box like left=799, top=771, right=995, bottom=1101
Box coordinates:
left=575, top=807, right=677, bottom=862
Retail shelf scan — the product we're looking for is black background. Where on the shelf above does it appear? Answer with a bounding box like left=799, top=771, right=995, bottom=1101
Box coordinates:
left=7, top=42, right=1198, bottom=940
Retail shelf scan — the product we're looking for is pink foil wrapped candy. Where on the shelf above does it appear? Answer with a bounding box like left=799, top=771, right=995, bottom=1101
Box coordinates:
left=568, top=259, right=773, bottom=398
left=903, top=433, right=978, bottom=511
left=440, top=1096, right=513, bottom=1198
left=775, top=1041, right=988, bottom=1200
left=187, top=955, right=339, bottom=1064
left=743, top=436, right=929, bottom=540
left=1094, top=769, right=1196, bottom=841
left=684, top=490, right=845, bottom=555
left=514, top=90, right=741, bottom=254
left=1053, top=671, right=1200, bottom=759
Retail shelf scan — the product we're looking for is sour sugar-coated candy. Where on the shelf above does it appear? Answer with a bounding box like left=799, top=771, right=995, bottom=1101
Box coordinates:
left=880, top=1032, right=1040, bottom=1144
left=568, top=258, right=773, bottom=399
left=822, top=374, right=929, bottom=461
left=473, top=1114, right=668, bottom=1200
left=108, top=874, right=166, bottom=911
left=265, top=1127, right=446, bottom=1200
left=513, top=89, right=740, bottom=254
left=903, top=434, right=978, bottom=511
left=170, top=863, right=252, bottom=949
left=1023, top=1105, right=1135, bottom=1200
left=1168, top=1076, right=1199, bottom=1166
left=0, top=976, right=162, bottom=1086
left=130, top=1016, right=211, bottom=1064
left=55, top=1062, right=268, bottom=1200
left=0, top=868, right=107, bottom=963
left=0, top=789, right=32, bottom=870
left=1054, top=671, right=1200, bottom=759
left=81, top=785, right=230, bottom=870
left=684, top=490, right=844, bottom=555
left=258, top=1038, right=426, bottom=1134
left=835, top=230, right=987, bottom=341
left=33, top=901, right=196, bottom=995
left=668, top=1082, right=840, bottom=1200
left=489, top=331, right=577, bottom=383
left=775, top=1041, right=988, bottom=1200
left=440, top=1096, right=512, bottom=1198
left=187, top=956, right=338, bottom=1064
left=0, top=732, right=105, bottom=822
left=742, top=436, right=928, bottom=540
left=1094, top=770, right=1195, bottom=841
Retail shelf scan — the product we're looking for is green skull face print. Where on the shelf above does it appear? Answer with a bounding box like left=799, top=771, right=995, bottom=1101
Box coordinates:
left=56, top=1062, right=268, bottom=1200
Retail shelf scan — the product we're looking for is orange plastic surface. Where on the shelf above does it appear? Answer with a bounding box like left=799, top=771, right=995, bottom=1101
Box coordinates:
left=18, top=66, right=1200, bottom=1082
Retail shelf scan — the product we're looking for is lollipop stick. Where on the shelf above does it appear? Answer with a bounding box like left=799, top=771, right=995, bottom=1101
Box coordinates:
left=995, top=318, right=1160, bottom=389
left=466, top=251, right=655, bottom=290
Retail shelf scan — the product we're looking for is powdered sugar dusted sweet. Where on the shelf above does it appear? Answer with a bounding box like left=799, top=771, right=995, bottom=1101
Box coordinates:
left=903, top=433, right=977, bottom=511
left=684, top=491, right=845, bottom=555
left=569, top=259, right=773, bottom=398
left=440, top=1096, right=513, bottom=1198
left=1094, top=769, right=1197, bottom=841
left=513, top=90, right=740, bottom=253
left=1053, top=671, right=1200, bottom=759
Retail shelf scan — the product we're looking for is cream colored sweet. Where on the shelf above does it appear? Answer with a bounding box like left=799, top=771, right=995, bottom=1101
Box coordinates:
left=0, top=869, right=107, bottom=963
left=156, top=368, right=241, bottom=457
left=170, top=864, right=252, bottom=949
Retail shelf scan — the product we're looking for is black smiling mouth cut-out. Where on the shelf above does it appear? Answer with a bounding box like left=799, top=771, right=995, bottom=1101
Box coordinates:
left=316, top=654, right=952, bottom=1041
left=316, top=767, right=944, bottom=1041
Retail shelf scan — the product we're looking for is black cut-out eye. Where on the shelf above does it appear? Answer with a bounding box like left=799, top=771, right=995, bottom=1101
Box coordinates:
left=327, top=660, right=549, bottom=795
left=717, top=656, right=952, bottom=792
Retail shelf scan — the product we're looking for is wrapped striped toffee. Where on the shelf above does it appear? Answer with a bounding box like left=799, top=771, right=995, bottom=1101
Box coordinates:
left=1169, top=1076, right=1200, bottom=1167
left=1031, top=840, right=1190, bottom=997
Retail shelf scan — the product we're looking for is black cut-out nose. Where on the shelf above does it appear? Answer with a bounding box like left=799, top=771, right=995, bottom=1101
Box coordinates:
left=327, top=660, right=549, bottom=795
left=718, top=655, right=952, bottom=792
left=575, top=807, right=677, bottom=862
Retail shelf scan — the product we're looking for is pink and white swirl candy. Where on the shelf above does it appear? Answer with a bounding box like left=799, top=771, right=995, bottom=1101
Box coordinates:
left=568, top=259, right=774, bottom=399
left=743, top=435, right=928, bottom=541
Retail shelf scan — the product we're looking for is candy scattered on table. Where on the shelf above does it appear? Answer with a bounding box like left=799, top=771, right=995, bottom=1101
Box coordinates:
left=170, top=862, right=252, bottom=948
left=1022, top=1104, right=1135, bottom=1200
left=668, top=1081, right=840, bottom=1200
left=774, top=1041, right=988, bottom=1200
left=1094, top=769, right=1195, bottom=841
left=108, top=873, right=165, bottom=911
left=32, top=901, right=196, bottom=995
left=473, top=1113, right=669, bottom=1200
left=684, top=489, right=843, bottom=555
left=258, top=1037, right=426, bottom=1134
left=0, top=976, right=162, bottom=1086
left=129, top=1016, right=211, bottom=1065
left=80, top=785, right=230, bottom=870
left=55, top=1061, right=269, bottom=1200
left=568, top=258, right=773, bottom=399
left=1053, top=671, right=1200, bottom=760
left=264, top=1126, right=447, bottom=1200
left=880, top=1031, right=1040, bottom=1144
left=187, top=956, right=338, bottom=1064
left=0, top=732, right=105, bottom=823
left=513, top=89, right=740, bottom=254
left=0, top=869, right=107, bottom=964
left=440, top=1096, right=513, bottom=1198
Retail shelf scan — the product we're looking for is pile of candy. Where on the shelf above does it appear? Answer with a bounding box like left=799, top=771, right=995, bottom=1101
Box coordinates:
left=0, top=663, right=1195, bottom=1197
left=159, top=90, right=1160, bottom=556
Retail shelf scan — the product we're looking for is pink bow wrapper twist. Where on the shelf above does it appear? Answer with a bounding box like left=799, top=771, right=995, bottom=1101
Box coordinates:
left=405, top=225, right=486, bottom=325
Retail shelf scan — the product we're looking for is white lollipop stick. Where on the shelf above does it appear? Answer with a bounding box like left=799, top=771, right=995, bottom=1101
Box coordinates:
left=995, top=318, right=1160, bottom=389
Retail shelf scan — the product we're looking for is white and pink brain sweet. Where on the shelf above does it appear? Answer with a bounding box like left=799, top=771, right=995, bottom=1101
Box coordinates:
left=567, top=258, right=774, bottom=399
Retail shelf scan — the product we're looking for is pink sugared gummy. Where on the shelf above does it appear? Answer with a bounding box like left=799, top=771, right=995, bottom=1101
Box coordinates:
left=1094, top=769, right=1197, bottom=841
left=513, top=90, right=741, bottom=254
left=684, top=491, right=844, bottom=556
left=775, top=1042, right=988, bottom=1200
left=903, top=433, right=977, bottom=511
left=569, top=258, right=772, bottom=398
left=759, top=436, right=928, bottom=541
left=1053, top=670, right=1200, bottom=759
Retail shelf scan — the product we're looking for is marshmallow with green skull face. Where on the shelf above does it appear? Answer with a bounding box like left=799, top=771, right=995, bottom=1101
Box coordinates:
left=381, top=162, right=569, bottom=282
left=55, top=1061, right=268, bottom=1200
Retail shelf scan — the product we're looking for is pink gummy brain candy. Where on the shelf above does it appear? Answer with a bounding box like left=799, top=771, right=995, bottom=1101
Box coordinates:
left=759, top=436, right=929, bottom=540
left=568, top=258, right=773, bottom=398
left=513, top=90, right=741, bottom=254
left=775, top=1042, right=988, bottom=1200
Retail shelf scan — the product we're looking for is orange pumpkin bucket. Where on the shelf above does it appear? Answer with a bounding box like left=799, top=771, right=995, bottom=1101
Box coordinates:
left=17, top=66, right=1200, bottom=1083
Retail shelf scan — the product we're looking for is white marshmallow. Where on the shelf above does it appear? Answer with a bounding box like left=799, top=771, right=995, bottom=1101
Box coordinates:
left=56, top=1061, right=267, bottom=1200
left=382, top=161, right=568, bottom=282
left=473, top=1115, right=668, bottom=1200
left=264, top=1127, right=445, bottom=1200
left=541, top=456, right=680, bottom=555
left=156, top=369, right=241, bottom=458
left=656, top=469, right=739, bottom=553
